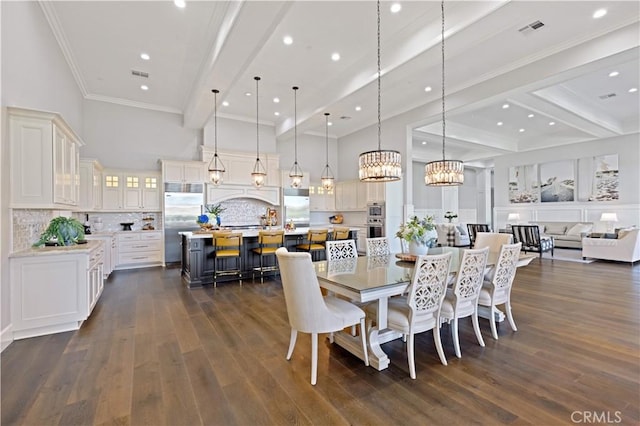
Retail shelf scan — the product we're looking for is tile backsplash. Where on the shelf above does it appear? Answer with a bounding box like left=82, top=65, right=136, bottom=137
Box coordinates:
left=12, top=210, right=56, bottom=252
left=84, top=212, right=163, bottom=233
left=216, top=199, right=276, bottom=226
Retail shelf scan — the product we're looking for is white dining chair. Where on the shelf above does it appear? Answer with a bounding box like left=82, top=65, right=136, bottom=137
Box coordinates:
left=275, top=247, right=369, bottom=385
left=474, top=232, right=512, bottom=253
left=325, top=239, right=358, bottom=261
left=478, top=242, right=522, bottom=339
left=439, top=246, right=489, bottom=358
left=365, top=252, right=452, bottom=379
left=366, top=237, right=390, bottom=257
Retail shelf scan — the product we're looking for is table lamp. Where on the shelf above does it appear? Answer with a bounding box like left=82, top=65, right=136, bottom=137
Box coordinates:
left=600, top=212, right=618, bottom=233
left=507, top=213, right=520, bottom=224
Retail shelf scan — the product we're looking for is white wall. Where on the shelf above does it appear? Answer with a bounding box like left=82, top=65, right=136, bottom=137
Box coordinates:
left=203, top=116, right=276, bottom=158
left=83, top=100, right=201, bottom=170
left=277, top=133, right=339, bottom=182
left=0, top=1, right=85, bottom=347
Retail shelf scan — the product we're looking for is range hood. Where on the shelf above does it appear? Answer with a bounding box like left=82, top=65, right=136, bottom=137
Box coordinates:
left=207, top=184, right=280, bottom=206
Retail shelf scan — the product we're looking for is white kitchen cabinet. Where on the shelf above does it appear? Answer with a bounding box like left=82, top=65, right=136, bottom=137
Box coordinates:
left=102, top=169, right=161, bottom=211
left=334, top=180, right=366, bottom=211
left=8, top=107, right=83, bottom=209
left=367, top=182, right=385, bottom=203
left=200, top=148, right=280, bottom=187
left=206, top=184, right=280, bottom=205
left=78, top=158, right=103, bottom=211
left=115, top=231, right=163, bottom=269
left=161, top=160, right=206, bottom=183
left=9, top=241, right=104, bottom=340
left=309, top=183, right=335, bottom=211
left=85, top=233, right=115, bottom=277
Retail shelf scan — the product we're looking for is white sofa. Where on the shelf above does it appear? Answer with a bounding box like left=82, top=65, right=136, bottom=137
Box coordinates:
left=435, top=223, right=471, bottom=247
left=582, top=229, right=640, bottom=264
left=529, top=221, right=593, bottom=249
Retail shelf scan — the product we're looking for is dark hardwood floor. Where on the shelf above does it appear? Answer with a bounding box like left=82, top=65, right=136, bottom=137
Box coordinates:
left=2, top=258, right=639, bottom=425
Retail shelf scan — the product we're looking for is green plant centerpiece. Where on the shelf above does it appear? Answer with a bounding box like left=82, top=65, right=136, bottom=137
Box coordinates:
left=444, top=211, right=458, bottom=223
left=33, top=216, right=85, bottom=247
left=205, top=203, right=226, bottom=226
left=396, top=215, right=437, bottom=255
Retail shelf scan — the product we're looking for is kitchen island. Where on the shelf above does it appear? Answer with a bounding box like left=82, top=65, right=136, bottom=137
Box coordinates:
left=180, top=227, right=360, bottom=288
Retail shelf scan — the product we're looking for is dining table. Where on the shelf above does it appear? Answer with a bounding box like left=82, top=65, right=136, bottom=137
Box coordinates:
left=313, top=246, right=536, bottom=371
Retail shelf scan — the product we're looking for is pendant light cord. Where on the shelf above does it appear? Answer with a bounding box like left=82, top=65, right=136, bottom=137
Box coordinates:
left=377, top=0, right=381, bottom=151
left=441, top=0, right=446, bottom=161
left=325, top=113, right=330, bottom=167
left=212, top=89, right=219, bottom=155
left=255, top=76, right=261, bottom=161
left=293, top=86, right=298, bottom=164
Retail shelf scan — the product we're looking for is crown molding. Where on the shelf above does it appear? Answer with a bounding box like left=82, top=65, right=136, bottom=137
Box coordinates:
left=85, top=94, right=182, bottom=115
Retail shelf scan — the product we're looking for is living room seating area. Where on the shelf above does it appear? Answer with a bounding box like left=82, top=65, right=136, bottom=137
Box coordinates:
left=529, top=221, right=593, bottom=249
left=582, top=228, right=640, bottom=264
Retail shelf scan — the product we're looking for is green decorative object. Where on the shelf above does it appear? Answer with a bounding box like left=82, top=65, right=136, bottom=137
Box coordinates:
left=33, top=216, right=85, bottom=247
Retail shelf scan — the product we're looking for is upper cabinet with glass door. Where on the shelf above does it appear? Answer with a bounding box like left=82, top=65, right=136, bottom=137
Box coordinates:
left=102, top=169, right=161, bottom=212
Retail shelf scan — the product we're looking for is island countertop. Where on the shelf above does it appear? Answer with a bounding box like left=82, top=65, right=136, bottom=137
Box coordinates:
left=180, top=227, right=361, bottom=239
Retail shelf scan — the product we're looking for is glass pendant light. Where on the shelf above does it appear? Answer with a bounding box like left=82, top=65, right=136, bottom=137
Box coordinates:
left=425, top=0, right=464, bottom=186
left=321, top=113, right=335, bottom=191
left=208, top=89, right=226, bottom=186
left=358, top=0, right=402, bottom=182
left=289, top=86, right=304, bottom=188
left=251, top=76, right=267, bottom=188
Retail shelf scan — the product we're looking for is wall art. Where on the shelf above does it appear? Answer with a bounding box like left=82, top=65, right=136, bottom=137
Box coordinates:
left=539, top=160, right=575, bottom=202
left=509, top=165, right=539, bottom=203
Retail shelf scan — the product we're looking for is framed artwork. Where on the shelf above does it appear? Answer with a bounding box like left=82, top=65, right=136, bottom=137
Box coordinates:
left=509, top=165, right=539, bottom=203
left=577, top=154, right=619, bottom=201
left=539, top=160, right=575, bottom=202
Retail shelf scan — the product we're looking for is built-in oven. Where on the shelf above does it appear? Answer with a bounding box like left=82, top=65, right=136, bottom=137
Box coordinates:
left=367, top=203, right=385, bottom=219
left=367, top=218, right=385, bottom=238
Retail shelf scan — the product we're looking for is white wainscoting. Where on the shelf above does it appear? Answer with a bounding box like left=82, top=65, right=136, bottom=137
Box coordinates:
left=495, top=204, right=640, bottom=233
left=413, top=209, right=478, bottom=224
left=1, top=324, right=13, bottom=352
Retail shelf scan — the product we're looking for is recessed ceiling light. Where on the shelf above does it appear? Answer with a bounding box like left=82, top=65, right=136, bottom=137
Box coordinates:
left=609, top=71, right=619, bottom=77
left=140, top=53, right=150, bottom=61
left=331, top=53, right=341, bottom=61
left=245, top=92, right=251, bottom=97
left=274, top=112, right=280, bottom=116
left=549, top=121, right=556, bottom=126
left=497, top=122, right=503, bottom=126
left=273, top=97, right=280, bottom=103
left=519, top=128, right=525, bottom=133
left=629, top=88, right=638, bottom=93
left=174, top=0, right=186, bottom=9
left=328, top=122, right=333, bottom=126
left=390, top=3, right=402, bottom=13
left=355, top=106, right=362, bottom=111
left=222, top=101, right=229, bottom=107
left=502, top=103, right=510, bottom=109
left=424, top=86, right=432, bottom=92
left=283, top=35, right=293, bottom=45
left=593, top=8, right=607, bottom=19
left=528, top=113, right=534, bottom=118
left=140, top=85, right=149, bottom=91
left=421, top=141, right=427, bottom=145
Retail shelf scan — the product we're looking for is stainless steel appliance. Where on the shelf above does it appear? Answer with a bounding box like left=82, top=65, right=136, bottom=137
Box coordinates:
left=367, top=203, right=385, bottom=238
left=163, top=183, right=204, bottom=265
left=283, top=188, right=310, bottom=227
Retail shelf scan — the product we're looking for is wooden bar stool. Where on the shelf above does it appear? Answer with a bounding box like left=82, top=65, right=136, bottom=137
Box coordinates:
left=296, top=229, right=328, bottom=261
left=252, top=230, right=284, bottom=282
left=213, top=232, right=243, bottom=286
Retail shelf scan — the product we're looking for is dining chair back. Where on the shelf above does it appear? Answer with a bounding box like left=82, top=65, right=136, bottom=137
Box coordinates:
left=275, top=247, right=369, bottom=385
left=474, top=232, right=512, bottom=253
left=366, top=237, right=390, bottom=257
left=252, top=230, right=285, bottom=282
left=440, top=246, right=489, bottom=358
left=332, top=227, right=350, bottom=241
left=326, top=239, right=358, bottom=260
left=365, top=252, right=452, bottom=379
left=467, top=224, right=491, bottom=247
left=511, top=225, right=554, bottom=258
left=478, top=242, right=522, bottom=339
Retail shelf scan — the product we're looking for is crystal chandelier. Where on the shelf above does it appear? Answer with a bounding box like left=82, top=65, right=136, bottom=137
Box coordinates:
left=425, top=0, right=464, bottom=186
left=358, top=0, right=402, bottom=182
left=251, top=76, right=267, bottom=188
left=321, top=113, right=335, bottom=191
left=289, top=86, right=304, bottom=188
left=208, top=89, right=226, bottom=186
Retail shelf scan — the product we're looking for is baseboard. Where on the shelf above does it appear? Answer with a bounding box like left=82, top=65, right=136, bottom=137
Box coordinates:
left=1, top=324, right=13, bottom=352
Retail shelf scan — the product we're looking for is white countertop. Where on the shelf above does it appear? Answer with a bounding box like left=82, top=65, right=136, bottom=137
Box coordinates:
left=181, top=227, right=361, bottom=239
left=10, top=240, right=103, bottom=258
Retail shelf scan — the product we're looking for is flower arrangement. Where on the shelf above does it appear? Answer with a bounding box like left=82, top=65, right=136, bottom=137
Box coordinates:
left=444, top=211, right=458, bottom=222
left=205, top=203, right=226, bottom=216
left=396, top=215, right=436, bottom=244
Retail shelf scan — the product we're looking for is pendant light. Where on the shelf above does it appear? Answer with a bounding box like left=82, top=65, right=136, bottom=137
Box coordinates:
left=288, top=86, right=304, bottom=188
left=358, top=0, right=402, bottom=182
left=321, top=113, right=335, bottom=191
left=251, top=76, right=267, bottom=188
left=208, top=89, right=226, bottom=186
left=425, top=0, right=464, bottom=186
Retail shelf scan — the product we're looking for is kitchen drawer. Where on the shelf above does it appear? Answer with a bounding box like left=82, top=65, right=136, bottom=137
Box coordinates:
left=118, top=233, right=141, bottom=242
left=118, top=251, right=162, bottom=265
left=139, top=231, right=161, bottom=241
left=88, top=246, right=104, bottom=269
left=119, top=240, right=161, bottom=253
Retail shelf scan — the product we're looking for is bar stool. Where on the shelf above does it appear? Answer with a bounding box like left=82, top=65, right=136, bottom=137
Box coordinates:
left=213, top=232, right=243, bottom=286
left=332, top=227, right=350, bottom=241
left=296, top=229, right=328, bottom=261
left=252, top=230, right=284, bottom=282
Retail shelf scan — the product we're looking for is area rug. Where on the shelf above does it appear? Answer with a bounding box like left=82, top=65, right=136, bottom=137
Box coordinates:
left=541, top=248, right=595, bottom=264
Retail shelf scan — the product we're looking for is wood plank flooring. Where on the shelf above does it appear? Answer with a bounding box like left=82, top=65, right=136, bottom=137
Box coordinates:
left=2, top=258, right=639, bottom=425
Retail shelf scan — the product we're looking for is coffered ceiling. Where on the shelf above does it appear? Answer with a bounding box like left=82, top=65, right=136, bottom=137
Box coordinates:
left=41, top=1, right=640, bottom=164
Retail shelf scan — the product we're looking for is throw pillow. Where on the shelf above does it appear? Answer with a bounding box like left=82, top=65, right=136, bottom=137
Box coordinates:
left=456, top=225, right=468, bottom=236
left=566, top=223, right=593, bottom=236
left=544, top=224, right=567, bottom=235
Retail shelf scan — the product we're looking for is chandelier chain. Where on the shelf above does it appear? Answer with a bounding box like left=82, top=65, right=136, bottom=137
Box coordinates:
left=441, top=0, right=446, bottom=161
left=377, top=0, right=381, bottom=151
